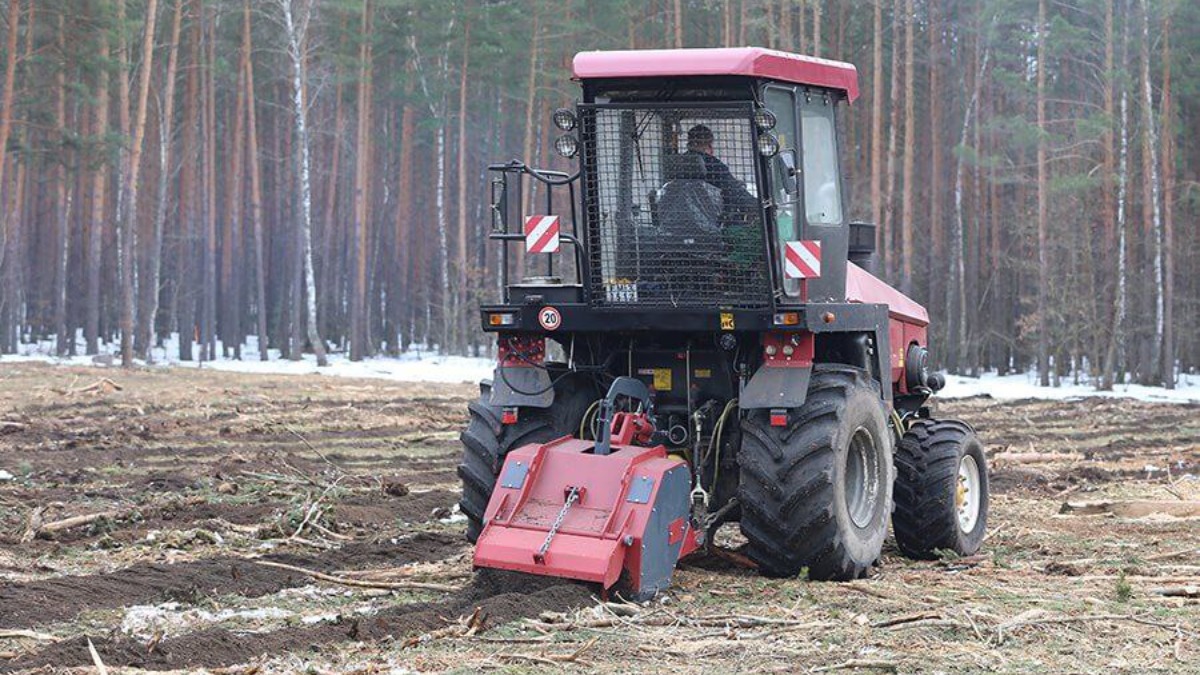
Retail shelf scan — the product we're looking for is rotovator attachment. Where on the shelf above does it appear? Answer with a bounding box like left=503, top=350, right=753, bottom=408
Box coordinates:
left=473, top=378, right=699, bottom=600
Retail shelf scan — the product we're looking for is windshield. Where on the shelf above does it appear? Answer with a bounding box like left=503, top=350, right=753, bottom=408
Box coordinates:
left=582, top=103, right=770, bottom=309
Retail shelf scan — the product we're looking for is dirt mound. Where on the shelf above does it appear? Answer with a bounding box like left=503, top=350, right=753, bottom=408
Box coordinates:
left=3, top=569, right=592, bottom=672
left=0, top=532, right=464, bottom=629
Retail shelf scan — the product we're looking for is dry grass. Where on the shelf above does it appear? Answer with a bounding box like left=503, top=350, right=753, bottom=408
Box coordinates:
left=0, top=362, right=1196, bottom=673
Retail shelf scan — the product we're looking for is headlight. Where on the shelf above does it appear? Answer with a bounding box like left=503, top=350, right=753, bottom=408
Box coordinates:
left=552, top=108, right=577, bottom=131
left=554, top=134, right=579, bottom=158
left=757, top=133, right=780, bottom=157
left=754, top=108, right=777, bottom=131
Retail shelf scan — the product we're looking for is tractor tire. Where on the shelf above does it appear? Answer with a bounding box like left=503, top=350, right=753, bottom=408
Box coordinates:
left=893, top=419, right=989, bottom=559
left=457, top=376, right=594, bottom=543
left=738, top=365, right=893, bottom=580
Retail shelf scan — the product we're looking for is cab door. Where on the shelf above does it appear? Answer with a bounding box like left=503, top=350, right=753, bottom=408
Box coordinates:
left=797, top=90, right=847, bottom=302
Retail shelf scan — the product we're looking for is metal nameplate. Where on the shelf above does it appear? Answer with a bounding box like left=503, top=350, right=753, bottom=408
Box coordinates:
left=626, top=475, right=655, bottom=504
left=500, top=460, right=530, bottom=489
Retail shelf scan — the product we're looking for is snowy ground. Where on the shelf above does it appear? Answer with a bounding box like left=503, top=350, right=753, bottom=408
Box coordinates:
left=938, top=371, right=1200, bottom=404
left=0, top=333, right=494, bottom=385
left=3, top=333, right=1197, bottom=403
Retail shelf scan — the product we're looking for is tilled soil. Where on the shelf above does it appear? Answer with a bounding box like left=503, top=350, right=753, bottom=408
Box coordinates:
left=0, top=532, right=464, bottom=630
left=0, top=363, right=1197, bottom=674
left=2, top=570, right=591, bottom=672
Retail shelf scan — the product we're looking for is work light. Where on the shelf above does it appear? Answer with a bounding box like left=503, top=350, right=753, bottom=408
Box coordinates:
left=554, top=134, right=579, bottom=158
left=754, top=108, right=777, bottom=131
left=552, top=108, right=577, bottom=131
left=757, top=132, right=780, bottom=157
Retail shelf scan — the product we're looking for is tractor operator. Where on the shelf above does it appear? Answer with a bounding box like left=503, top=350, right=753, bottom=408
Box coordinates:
left=684, top=124, right=759, bottom=268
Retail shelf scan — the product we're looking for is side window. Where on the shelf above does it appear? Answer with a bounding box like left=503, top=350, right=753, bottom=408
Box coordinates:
left=764, top=87, right=800, bottom=295
left=800, top=96, right=843, bottom=225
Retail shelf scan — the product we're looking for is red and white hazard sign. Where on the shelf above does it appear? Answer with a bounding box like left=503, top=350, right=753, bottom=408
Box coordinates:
left=784, top=240, right=822, bottom=279
left=523, top=215, right=560, bottom=254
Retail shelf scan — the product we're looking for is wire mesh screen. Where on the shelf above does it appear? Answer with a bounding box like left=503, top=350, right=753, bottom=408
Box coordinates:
left=580, top=105, right=770, bottom=309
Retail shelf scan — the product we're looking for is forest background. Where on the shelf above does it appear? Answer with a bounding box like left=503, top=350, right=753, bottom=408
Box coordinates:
left=0, top=0, right=1194, bottom=390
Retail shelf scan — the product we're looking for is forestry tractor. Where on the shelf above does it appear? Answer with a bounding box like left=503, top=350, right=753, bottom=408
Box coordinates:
left=459, top=47, right=988, bottom=599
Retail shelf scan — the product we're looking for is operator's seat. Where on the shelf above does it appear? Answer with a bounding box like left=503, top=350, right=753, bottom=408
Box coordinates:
left=657, top=153, right=722, bottom=245
left=649, top=153, right=724, bottom=303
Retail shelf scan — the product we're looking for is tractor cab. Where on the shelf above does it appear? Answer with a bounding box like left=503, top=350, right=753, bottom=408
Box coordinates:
left=487, top=47, right=864, bottom=315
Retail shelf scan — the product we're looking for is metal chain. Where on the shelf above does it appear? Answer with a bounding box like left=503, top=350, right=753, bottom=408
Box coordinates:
left=536, top=487, right=580, bottom=562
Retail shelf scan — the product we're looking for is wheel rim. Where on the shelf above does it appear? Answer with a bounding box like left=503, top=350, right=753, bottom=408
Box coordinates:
left=956, top=454, right=982, bottom=533
left=844, top=426, right=880, bottom=529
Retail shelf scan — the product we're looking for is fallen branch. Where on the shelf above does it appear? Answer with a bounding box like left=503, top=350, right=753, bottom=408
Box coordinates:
left=0, top=629, right=61, bottom=642
left=812, top=659, right=898, bottom=673
left=87, top=638, right=109, bottom=675
left=20, top=509, right=129, bottom=543
left=1060, top=500, right=1200, bottom=519
left=1152, top=586, right=1200, bottom=598
left=1147, top=547, right=1200, bottom=562
left=253, top=559, right=460, bottom=592
left=871, top=611, right=941, bottom=628
left=996, top=612, right=1195, bottom=643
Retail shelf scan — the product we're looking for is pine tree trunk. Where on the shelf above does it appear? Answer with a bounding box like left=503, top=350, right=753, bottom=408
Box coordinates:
left=899, top=0, right=914, bottom=294
left=202, top=7, right=217, bottom=361
left=881, top=0, right=901, bottom=281
left=86, top=4, right=109, bottom=356
left=1138, top=0, right=1162, bottom=386
left=1103, top=0, right=1131, bottom=388
left=927, top=1, right=942, bottom=304
left=350, top=0, right=373, bottom=361
left=1160, top=9, right=1174, bottom=388
left=454, top=7, right=471, bottom=355
left=54, top=10, right=72, bottom=356
left=1036, top=0, right=1050, bottom=386
left=869, top=0, right=883, bottom=255
left=139, top=0, right=183, bottom=361
left=177, top=0, right=201, bottom=362
left=119, top=0, right=159, bottom=367
left=243, top=0, right=268, bottom=361
left=392, top=60, right=416, bottom=353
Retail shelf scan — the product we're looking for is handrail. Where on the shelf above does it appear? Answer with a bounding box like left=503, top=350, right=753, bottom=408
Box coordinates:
left=488, top=160, right=586, bottom=302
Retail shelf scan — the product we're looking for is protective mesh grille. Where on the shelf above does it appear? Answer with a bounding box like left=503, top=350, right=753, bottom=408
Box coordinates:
left=580, top=105, right=770, bottom=309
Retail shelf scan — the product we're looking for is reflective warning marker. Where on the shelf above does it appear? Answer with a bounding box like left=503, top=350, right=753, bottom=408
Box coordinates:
left=524, top=215, right=561, bottom=254
left=784, top=240, right=822, bottom=279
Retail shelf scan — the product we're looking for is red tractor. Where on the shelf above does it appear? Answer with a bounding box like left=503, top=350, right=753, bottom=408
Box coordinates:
left=459, top=47, right=988, bottom=599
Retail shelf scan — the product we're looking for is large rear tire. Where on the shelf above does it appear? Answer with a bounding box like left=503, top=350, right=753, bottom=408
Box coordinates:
left=893, top=419, right=988, bottom=559
left=457, top=376, right=594, bottom=543
left=738, top=365, right=893, bottom=580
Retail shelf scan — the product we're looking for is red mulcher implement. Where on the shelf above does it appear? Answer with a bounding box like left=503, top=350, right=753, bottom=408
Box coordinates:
left=460, top=47, right=989, bottom=600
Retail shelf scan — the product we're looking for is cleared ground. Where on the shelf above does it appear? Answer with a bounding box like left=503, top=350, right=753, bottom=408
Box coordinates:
left=0, top=362, right=1197, bottom=674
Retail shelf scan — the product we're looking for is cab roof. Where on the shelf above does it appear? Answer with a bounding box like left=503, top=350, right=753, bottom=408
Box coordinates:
left=572, top=47, right=859, bottom=103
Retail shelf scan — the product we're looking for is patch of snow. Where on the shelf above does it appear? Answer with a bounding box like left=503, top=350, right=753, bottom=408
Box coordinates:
left=120, top=602, right=294, bottom=639
left=1, top=331, right=493, bottom=385
left=439, top=503, right=468, bottom=524
left=0, top=470, right=13, bottom=481
left=938, top=371, right=1200, bottom=405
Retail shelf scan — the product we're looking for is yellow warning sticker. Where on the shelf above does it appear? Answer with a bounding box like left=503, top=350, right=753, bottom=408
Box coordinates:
left=694, top=369, right=712, bottom=378
left=720, top=313, right=735, bottom=330
left=653, top=368, right=673, bottom=391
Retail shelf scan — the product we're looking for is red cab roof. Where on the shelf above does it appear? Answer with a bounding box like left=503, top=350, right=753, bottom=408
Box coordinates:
left=572, top=47, right=859, bottom=103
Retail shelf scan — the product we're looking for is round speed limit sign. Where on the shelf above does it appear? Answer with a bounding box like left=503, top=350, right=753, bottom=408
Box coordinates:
left=537, top=306, right=562, bottom=331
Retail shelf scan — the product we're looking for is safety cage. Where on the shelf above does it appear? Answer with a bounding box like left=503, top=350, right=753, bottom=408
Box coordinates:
left=578, top=102, right=772, bottom=310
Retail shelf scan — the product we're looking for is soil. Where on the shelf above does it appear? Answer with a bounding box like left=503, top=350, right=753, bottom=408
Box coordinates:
left=0, top=363, right=1196, bottom=673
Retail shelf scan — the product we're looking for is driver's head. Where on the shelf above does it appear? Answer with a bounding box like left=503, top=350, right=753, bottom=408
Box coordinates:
left=686, top=124, right=715, bottom=155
